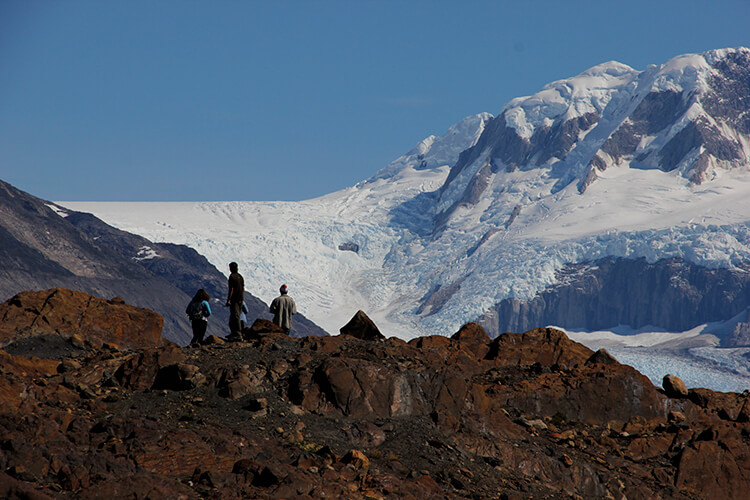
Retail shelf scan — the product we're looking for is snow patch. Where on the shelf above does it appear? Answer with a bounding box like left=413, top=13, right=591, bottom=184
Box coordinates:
left=134, top=246, right=159, bottom=261
left=46, top=204, right=69, bottom=218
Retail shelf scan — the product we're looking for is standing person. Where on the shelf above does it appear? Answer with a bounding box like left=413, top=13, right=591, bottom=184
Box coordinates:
left=225, top=261, right=245, bottom=340
left=270, top=284, right=296, bottom=334
left=186, top=289, right=211, bottom=346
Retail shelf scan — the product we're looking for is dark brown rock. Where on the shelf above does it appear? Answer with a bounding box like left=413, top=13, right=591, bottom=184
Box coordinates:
left=114, top=344, right=186, bottom=391
left=152, top=363, right=205, bottom=391
left=688, top=387, right=746, bottom=420
left=244, top=318, right=286, bottom=339
left=0, top=288, right=163, bottom=350
left=485, top=327, right=593, bottom=369
left=0, top=472, right=54, bottom=500
left=2, top=287, right=750, bottom=500
left=450, top=322, right=490, bottom=358
left=586, top=348, right=619, bottom=365
left=450, top=322, right=490, bottom=343
left=342, top=449, right=370, bottom=470
left=339, top=310, right=384, bottom=341
left=675, top=441, right=748, bottom=499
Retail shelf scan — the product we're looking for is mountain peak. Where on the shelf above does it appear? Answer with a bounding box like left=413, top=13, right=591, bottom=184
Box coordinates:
left=370, top=112, right=492, bottom=182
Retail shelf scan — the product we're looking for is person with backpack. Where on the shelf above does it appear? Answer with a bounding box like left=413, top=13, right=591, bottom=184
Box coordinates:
left=186, top=289, right=211, bottom=345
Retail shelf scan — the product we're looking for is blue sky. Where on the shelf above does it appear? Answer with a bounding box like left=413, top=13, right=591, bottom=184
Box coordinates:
left=2, top=0, right=749, bottom=201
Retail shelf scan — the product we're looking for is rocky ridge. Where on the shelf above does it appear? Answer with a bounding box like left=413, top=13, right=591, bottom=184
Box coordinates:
left=1, top=289, right=749, bottom=499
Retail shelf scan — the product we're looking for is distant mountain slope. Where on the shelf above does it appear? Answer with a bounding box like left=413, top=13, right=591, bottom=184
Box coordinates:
left=435, top=48, right=750, bottom=223
left=0, top=180, right=327, bottom=343
left=62, top=48, right=750, bottom=347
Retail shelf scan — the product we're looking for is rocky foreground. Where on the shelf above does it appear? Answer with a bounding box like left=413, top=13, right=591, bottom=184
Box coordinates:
left=1, top=289, right=750, bottom=499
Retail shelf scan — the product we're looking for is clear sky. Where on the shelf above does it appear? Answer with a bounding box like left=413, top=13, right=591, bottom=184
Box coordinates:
left=2, top=0, right=749, bottom=202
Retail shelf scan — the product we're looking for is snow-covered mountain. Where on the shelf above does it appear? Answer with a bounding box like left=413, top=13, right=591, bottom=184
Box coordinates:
left=63, top=48, right=750, bottom=391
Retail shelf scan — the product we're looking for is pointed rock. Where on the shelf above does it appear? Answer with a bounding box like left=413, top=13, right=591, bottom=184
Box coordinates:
left=339, top=310, right=384, bottom=341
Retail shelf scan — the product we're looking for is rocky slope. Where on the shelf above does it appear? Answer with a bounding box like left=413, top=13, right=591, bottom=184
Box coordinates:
left=0, top=179, right=327, bottom=343
left=2, top=289, right=749, bottom=499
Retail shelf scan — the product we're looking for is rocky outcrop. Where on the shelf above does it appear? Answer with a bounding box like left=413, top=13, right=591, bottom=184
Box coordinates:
left=1, top=292, right=749, bottom=499
left=0, top=288, right=164, bottom=349
left=339, top=310, right=384, bottom=341
left=478, top=256, right=750, bottom=345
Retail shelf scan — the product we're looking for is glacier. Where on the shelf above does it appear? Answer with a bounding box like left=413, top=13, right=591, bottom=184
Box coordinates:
left=61, top=48, right=750, bottom=393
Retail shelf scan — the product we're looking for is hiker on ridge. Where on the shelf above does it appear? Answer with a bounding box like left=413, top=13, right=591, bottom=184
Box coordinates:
left=270, top=284, right=296, bottom=335
left=225, top=261, right=245, bottom=340
left=186, top=289, right=211, bottom=345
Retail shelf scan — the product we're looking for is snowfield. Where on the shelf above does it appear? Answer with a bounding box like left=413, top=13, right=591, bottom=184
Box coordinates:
left=61, top=49, right=750, bottom=393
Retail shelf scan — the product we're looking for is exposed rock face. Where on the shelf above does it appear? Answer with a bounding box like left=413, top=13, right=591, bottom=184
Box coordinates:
left=478, top=256, right=750, bottom=345
left=339, top=310, right=385, bottom=340
left=1, top=294, right=749, bottom=498
left=0, top=288, right=163, bottom=349
left=0, top=179, right=328, bottom=344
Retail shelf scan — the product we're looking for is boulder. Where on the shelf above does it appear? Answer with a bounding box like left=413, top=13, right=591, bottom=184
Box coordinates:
left=342, top=450, right=370, bottom=470
left=114, top=344, right=186, bottom=391
left=450, top=322, right=490, bottom=358
left=450, top=322, right=490, bottom=343
left=339, top=310, right=384, bottom=341
left=244, top=319, right=286, bottom=339
left=663, top=374, right=689, bottom=398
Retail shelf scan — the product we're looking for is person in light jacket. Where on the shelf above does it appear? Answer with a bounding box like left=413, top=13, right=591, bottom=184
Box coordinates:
left=186, top=289, right=211, bottom=345
left=270, top=284, right=296, bottom=334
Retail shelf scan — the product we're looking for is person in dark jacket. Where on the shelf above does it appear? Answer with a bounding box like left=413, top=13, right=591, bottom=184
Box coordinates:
left=225, top=261, right=245, bottom=340
left=186, top=289, right=211, bottom=345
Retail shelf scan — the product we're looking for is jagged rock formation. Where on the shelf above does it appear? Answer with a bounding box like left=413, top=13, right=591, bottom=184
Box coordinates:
left=1, top=289, right=749, bottom=498
left=0, top=179, right=327, bottom=344
left=339, top=310, right=384, bottom=340
left=477, top=256, right=750, bottom=345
